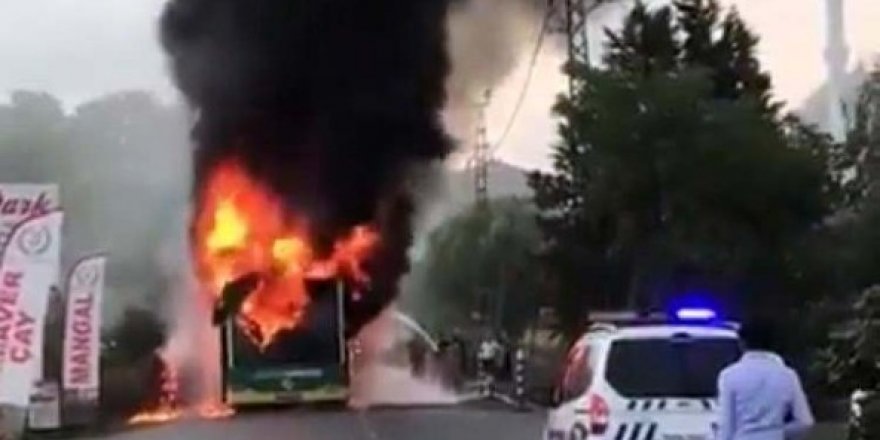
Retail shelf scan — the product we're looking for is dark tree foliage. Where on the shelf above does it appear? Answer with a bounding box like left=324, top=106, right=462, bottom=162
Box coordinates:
left=606, top=0, right=777, bottom=114
left=819, top=286, right=880, bottom=440
left=845, top=67, right=880, bottom=207
left=406, top=198, right=542, bottom=340
left=529, top=0, right=838, bottom=337
left=825, top=66, right=880, bottom=306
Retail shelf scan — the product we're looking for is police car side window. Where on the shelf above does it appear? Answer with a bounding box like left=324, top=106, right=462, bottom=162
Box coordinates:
left=561, top=345, right=592, bottom=402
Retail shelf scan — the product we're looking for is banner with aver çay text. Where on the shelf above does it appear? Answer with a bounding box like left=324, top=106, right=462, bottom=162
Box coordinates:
left=0, top=210, right=63, bottom=406
left=62, top=255, right=106, bottom=399
left=0, top=184, right=61, bottom=395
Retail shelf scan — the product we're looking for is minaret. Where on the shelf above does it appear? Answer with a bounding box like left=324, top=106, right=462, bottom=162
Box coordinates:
left=825, top=0, right=849, bottom=141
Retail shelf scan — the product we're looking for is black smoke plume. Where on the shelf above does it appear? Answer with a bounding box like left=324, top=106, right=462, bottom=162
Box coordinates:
left=160, top=0, right=453, bottom=334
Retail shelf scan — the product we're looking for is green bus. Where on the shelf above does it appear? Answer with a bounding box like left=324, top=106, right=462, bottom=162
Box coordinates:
left=220, top=279, right=349, bottom=406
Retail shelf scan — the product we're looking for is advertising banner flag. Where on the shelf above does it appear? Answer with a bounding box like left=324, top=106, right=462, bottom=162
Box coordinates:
left=0, top=211, right=63, bottom=406
left=0, top=185, right=60, bottom=249
left=61, top=255, right=105, bottom=398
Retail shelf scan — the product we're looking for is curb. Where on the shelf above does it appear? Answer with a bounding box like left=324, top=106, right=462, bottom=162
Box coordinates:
left=491, top=393, right=542, bottom=412
left=461, top=389, right=543, bottom=412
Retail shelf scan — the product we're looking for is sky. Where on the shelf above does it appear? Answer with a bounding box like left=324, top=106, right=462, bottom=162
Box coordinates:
left=0, top=0, right=879, bottom=170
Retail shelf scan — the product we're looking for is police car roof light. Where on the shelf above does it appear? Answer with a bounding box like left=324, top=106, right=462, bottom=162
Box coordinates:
left=674, top=307, right=717, bottom=321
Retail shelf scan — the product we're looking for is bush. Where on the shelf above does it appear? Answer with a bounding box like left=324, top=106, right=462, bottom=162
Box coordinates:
left=99, top=356, right=163, bottom=420
left=862, top=396, right=880, bottom=439
left=850, top=391, right=880, bottom=440
left=821, top=286, right=880, bottom=439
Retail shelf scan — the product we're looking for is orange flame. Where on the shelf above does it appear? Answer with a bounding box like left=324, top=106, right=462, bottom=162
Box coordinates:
left=128, top=355, right=184, bottom=425
left=193, top=160, right=380, bottom=349
left=128, top=353, right=234, bottom=425
left=195, top=401, right=236, bottom=419
left=128, top=410, right=183, bottom=426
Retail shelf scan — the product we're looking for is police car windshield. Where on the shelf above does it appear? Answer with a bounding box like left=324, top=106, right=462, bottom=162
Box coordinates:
left=605, top=337, right=740, bottom=398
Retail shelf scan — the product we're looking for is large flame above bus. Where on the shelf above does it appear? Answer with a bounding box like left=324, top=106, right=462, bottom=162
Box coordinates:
left=193, top=161, right=379, bottom=349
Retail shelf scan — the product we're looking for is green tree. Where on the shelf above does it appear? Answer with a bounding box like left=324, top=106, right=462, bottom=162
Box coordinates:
left=405, top=198, right=542, bottom=340
left=811, top=67, right=880, bottom=439
left=845, top=66, right=880, bottom=204
left=819, top=286, right=880, bottom=439
left=0, top=91, right=67, bottom=181
left=606, top=0, right=776, bottom=113
left=820, top=66, right=880, bottom=297
left=64, top=91, right=190, bottom=315
left=529, top=1, right=836, bottom=337
left=0, top=90, right=191, bottom=318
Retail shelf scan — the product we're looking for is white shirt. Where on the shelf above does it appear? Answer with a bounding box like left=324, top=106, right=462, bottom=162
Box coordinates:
left=717, top=351, right=814, bottom=440
left=478, top=340, right=499, bottom=361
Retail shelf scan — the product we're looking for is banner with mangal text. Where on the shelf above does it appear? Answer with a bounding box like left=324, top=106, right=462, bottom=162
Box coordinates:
left=0, top=211, right=63, bottom=406
left=61, top=255, right=105, bottom=401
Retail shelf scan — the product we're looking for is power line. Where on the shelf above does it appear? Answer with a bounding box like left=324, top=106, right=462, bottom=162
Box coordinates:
left=487, top=7, right=553, bottom=158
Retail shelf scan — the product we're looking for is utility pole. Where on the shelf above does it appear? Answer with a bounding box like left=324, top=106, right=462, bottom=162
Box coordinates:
left=466, top=89, right=493, bottom=336
left=472, top=89, right=492, bottom=207
left=549, top=0, right=612, bottom=94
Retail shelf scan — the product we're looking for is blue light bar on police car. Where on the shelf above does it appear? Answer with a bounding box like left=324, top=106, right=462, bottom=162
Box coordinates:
left=675, top=307, right=717, bottom=321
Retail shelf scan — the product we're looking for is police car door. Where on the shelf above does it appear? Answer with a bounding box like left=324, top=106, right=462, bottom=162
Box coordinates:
left=546, top=342, right=594, bottom=440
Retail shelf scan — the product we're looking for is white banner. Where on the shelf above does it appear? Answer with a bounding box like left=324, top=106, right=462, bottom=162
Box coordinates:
left=0, top=185, right=60, bottom=249
left=0, top=211, right=63, bottom=406
left=61, top=255, right=105, bottom=396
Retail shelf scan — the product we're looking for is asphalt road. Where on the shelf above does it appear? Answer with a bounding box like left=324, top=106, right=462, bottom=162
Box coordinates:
left=81, top=403, right=545, bottom=440
left=75, top=402, right=845, bottom=440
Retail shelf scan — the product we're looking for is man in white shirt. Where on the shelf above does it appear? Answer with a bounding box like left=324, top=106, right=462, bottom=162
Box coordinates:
left=717, top=317, right=815, bottom=440
left=478, top=338, right=499, bottom=371
left=477, top=336, right=501, bottom=394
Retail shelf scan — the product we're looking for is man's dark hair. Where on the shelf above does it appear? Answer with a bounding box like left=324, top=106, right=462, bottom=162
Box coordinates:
left=739, top=315, right=777, bottom=351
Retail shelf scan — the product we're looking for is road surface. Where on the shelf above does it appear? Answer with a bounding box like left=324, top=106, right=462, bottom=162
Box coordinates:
left=77, top=402, right=844, bottom=440
left=82, top=403, right=545, bottom=440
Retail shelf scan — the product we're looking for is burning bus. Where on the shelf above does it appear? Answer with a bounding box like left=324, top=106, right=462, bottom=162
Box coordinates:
left=127, top=160, right=442, bottom=418
left=151, top=0, right=454, bottom=413
left=215, top=277, right=443, bottom=407
left=216, top=278, right=349, bottom=405
left=196, top=163, right=380, bottom=406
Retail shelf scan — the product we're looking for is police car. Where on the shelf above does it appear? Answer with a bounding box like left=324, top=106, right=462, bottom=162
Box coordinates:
left=543, top=309, right=741, bottom=440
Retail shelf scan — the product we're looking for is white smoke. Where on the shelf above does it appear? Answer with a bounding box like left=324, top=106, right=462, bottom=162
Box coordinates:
left=406, top=0, right=553, bottom=325
left=444, top=0, right=547, bottom=150
left=162, top=278, right=223, bottom=409
left=349, top=307, right=458, bottom=409
left=410, top=0, right=549, bottom=243
left=155, top=206, right=224, bottom=410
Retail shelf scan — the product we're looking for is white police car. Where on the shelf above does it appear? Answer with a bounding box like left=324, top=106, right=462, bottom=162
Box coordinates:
left=543, top=309, right=741, bottom=440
